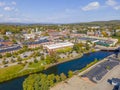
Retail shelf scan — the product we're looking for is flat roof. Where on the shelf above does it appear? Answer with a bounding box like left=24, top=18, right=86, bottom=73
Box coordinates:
left=45, top=42, right=74, bottom=50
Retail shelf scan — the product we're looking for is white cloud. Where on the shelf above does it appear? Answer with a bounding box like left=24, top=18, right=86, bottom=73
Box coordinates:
left=4, top=6, right=13, bottom=11
left=106, top=0, right=120, bottom=10
left=0, top=14, right=3, bottom=18
left=114, top=5, right=120, bottom=10
left=82, top=2, right=100, bottom=11
left=11, top=1, right=16, bottom=5
left=106, top=0, right=117, bottom=6
left=0, top=2, right=5, bottom=7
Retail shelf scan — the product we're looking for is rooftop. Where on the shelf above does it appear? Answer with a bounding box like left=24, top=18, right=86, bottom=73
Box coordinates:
left=44, top=42, right=74, bottom=50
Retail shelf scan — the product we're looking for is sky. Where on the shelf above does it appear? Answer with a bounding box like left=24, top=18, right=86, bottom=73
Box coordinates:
left=0, top=0, right=120, bottom=23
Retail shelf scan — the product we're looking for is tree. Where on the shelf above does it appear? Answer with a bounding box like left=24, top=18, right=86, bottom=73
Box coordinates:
left=68, top=70, right=73, bottom=78
left=34, top=58, right=38, bottom=63
left=45, top=55, right=52, bottom=64
left=60, top=73, right=67, bottom=81
left=2, top=60, right=8, bottom=64
left=5, top=53, right=12, bottom=57
left=85, top=42, right=90, bottom=50
left=102, top=31, right=108, bottom=37
left=106, top=66, right=110, bottom=70
left=41, top=55, right=44, bottom=60
left=3, top=36, right=9, bottom=40
left=55, top=75, right=61, bottom=83
left=12, top=39, right=17, bottom=44
left=0, top=54, right=2, bottom=58
left=73, top=44, right=80, bottom=53
left=17, top=56, right=22, bottom=61
left=11, top=59, right=15, bottom=63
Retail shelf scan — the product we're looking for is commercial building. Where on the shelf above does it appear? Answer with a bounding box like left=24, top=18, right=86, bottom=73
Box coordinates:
left=78, top=36, right=118, bottom=47
left=0, top=45, right=21, bottom=54
left=44, top=42, right=74, bottom=52
left=0, top=39, right=13, bottom=46
left=24, top=39, right=53, bottom=48
left=23, top=34, right=35, bottom=40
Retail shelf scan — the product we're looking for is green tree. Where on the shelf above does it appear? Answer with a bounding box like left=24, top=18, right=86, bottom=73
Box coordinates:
left=68, top=70, right=73, bottom=78
left=17, top=56, right=22, bottom=61
left=2, top=60, right=8, bottom=64
left=55, top=75, right=61, bottom=83
left=5, top=53, right=12, bottom=57
left=0, top=54, right=2, bottom=58
left=60, top=73, right=67, bottom=81
left=34, top=58, right=38, bottom=63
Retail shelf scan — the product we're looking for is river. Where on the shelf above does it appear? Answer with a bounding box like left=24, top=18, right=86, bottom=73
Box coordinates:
left=0, top=51, right=115, bottom=90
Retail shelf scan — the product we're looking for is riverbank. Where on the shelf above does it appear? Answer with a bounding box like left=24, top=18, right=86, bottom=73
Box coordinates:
left=0, top=51, right=113, bottom=90
left=45, top=53, right=83, bottom=70
left=0, top=49, right=95, bottom=83
left=51, top=53, right=117, bottom=90
left=46, top=49, right=100, bottom=70
left=78, top=53, right=115, bottom=76
left=51, top=60, right=120, bottom=90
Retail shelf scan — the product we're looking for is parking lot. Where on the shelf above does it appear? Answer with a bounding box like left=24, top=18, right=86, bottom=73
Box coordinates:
left=51, top=58, right=120, bottom=90
left=82, top=59, right=120, bottom=83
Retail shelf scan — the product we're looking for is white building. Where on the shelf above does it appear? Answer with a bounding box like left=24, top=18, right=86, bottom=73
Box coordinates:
left=24, top=34, right=35, bottom=40
left=6, top=32, right=12, bottom=35
left=44, top=42, right=74, bottom=52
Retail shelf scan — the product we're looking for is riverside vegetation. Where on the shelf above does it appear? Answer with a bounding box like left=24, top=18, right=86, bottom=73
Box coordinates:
left=0, top=42, right=90, bottom=83
left=23, top=59, right=98, bottom=90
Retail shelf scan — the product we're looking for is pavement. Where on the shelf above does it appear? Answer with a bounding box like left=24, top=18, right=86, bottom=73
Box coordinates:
left=51, top=62, right=120, bottom=90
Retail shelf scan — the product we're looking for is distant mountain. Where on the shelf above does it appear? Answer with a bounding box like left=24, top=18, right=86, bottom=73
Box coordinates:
left=87, top=20, right=120, bottom=25
left=0, top=20, right=120, bottom=25
left=0, top=22, right=29, bottom=26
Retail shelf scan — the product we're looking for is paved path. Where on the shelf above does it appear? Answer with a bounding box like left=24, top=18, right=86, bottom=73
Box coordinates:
left=18, top=63, right=29, bottom=73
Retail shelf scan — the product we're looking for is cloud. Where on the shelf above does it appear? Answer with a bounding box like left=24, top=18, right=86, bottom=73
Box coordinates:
left=106, top=0, right=120, bottom=10
left=0, top=14, right=3, bottom=18
left=11, top=1, right=16, bottom=5
left=114, top=5, right=120, bottom=10
left=0, top=1, right=18, bottom=12
left=82, top=2, right=100, bottom=11
left=106, top=0, right=117, bottom=6
left=0, top=2, right=5, bottom=7
left=4, top=6, right=13, bottom=11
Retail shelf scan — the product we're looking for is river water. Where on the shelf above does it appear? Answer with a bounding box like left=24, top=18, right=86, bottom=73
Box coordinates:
left=0, top=51, right=115, bottom=90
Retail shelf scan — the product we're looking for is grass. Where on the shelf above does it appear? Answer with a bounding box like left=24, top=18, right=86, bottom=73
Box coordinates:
left=0, top=50, right=90, bottom=83
left=0, top=65, right=24, bottom=77
left=79, top=59, right=99, bottom=72
left=28, top=61, right=42, bottom=68
left=0, top=65, right=24, bottom=82
left=112, top=36, right=120, bottom=43
left=0, top=63, right=45, bottom=83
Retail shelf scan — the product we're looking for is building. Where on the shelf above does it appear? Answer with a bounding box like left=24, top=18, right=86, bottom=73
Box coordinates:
left=88, top=26, right=100, bottom=29
left=70, top=34, right=86, bottom=38
left=87, top=30, right=95, bottom=36
left=110, top=78, right=120, bottom=90
left=0, top=39, right=13, bottom=46
left=23, top=34, right=35, bottom=40
left=6, top=31, right=12, bottom=36
left=24, top=39, right=53, bottom=48
left=44, top=42, right=74, bottom=52
left=0, top=44, right=21, bottom=54
left=111, top=78, right=120, bottom=86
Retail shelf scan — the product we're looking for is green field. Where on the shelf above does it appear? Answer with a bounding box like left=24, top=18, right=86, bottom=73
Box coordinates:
left=112, top=36, right=120, bottom=43
left=0, top=65, right=24, bottom=82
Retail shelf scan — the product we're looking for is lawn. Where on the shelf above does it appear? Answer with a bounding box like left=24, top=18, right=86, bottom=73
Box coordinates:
left=0, top=65, right=24, bottom=77
left=112, top=36, right=120, bottom=43
left=0, top=65, right=24, bottom=82
left=28, top=60, right=46, bottom=68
